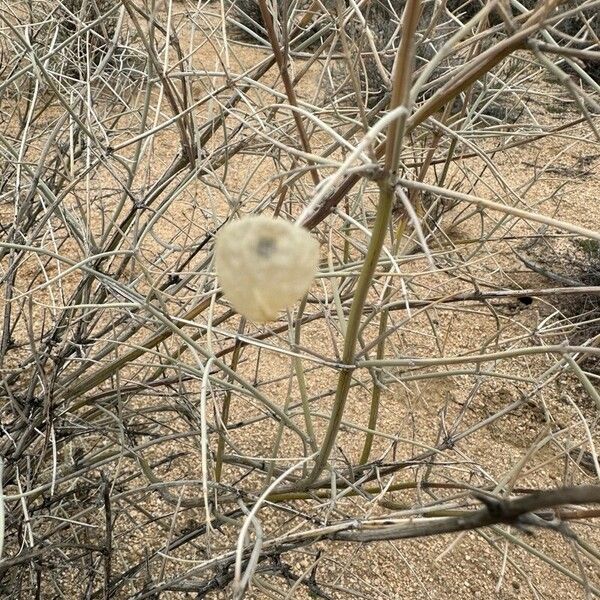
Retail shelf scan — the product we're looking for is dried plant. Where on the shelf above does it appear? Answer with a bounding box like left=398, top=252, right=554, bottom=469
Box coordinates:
left=1, top=0, right=599, bottom=597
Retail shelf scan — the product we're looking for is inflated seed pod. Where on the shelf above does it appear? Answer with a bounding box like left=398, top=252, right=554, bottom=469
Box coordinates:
left=215, top=215, right=319, bottom=323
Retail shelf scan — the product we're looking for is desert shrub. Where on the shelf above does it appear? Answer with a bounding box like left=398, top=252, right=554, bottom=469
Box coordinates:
left=521, top=234, right=600, bottom=373
left=31, top=0, right=121, bottom=75
left=1, top=0, right=599, bottom=598
left=225, top=0, right=327, bottom=45
left=558, top=3, right=599, bottom=81
left=225, top=0, right=268, bottom=39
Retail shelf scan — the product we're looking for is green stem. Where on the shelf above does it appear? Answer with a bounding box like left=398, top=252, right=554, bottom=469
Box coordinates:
left=358, top=313, right=387, bottom=465
left=293, top=297, right=318, bottom=452
left=298, top=181, right=396, bottom=486
left=215, top=320, right=245, bottom=482
left=283, top=0, right=423, bottom=489
left=358, top=215, right=409, bottom=465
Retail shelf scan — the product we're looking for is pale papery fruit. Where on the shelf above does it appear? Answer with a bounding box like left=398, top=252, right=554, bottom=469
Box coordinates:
left=215, top=215, right=320, bottom=322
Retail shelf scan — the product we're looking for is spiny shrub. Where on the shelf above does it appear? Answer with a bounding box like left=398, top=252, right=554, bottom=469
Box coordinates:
left=31, top=0, right=121, bottom=77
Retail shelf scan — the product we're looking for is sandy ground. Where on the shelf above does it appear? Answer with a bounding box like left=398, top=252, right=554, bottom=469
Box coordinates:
left=1, top=1, right=599, bottom=598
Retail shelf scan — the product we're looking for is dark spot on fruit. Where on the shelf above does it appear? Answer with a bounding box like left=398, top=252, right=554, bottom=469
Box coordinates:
left=256, top=237, right=275, bottom=257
